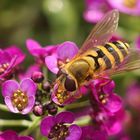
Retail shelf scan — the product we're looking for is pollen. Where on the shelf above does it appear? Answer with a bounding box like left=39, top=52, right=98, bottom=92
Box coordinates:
left=123, top=0, right=136, bottom=8
left=48, top=123, right=69, bottom=140
left=0, top=63, right=9, bottom=75
left=101, top=99, right=107, bottom=104
left=56, top=90, right=70, bottom=104
left=99, top=94, right=108, bottom=104
left=11, top=90, right=28, bottom=111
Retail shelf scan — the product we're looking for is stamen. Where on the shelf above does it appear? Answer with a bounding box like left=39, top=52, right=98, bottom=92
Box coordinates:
left=48, top=123, right=69, bottom=140
left=55, top=84, right=71, bottom=104
left=0, top=63, right=9, bottom=75
left=102, top=99, right=107, bottom=104
left=11, top=90, right=28, bottom=111
left=99, top=94, right=108, bottom=104
left=123, top=0, right=136, bottom=8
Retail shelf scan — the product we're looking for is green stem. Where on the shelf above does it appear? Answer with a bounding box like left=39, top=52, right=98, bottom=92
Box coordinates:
left=43, top=66, right=48, bottom=81
left=0, top=104, right=9, bottom=112
left=65, top=100, right=90, bottom=110
left=0, top=119, right=32, bottom=127
left=20, top=117, right=41, bottom=135
left=75, top=115, right=91, bottom=126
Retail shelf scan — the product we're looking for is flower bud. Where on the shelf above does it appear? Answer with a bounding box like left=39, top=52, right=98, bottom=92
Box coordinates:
left=31, top=72, right=44, bottom=83
left=48, top=106, right=58, bottom=115
left=42, top=81, right=51, bottom=92
left=46, top=102, right=58, bottom=115
left=33, top=104, right=45, bottom=116
left=36, top=90, right=42, bottom=102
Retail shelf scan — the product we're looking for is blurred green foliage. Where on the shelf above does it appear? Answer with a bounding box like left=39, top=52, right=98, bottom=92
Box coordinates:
left=0, top=0, right=140, bottom=47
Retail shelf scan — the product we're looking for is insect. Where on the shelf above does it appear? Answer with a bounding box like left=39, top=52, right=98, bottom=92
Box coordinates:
left=53, top=9, right=140, bottom=105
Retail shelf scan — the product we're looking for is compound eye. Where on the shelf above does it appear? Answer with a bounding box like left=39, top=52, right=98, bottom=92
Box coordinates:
left=64, top=76, right=76, bottom=92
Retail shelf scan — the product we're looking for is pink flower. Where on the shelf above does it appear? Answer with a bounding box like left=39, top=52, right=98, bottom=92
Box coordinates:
left=51, top=84, right=87, bottom=106
left=0, top=130, right=34, bottom=140
left=2, top=78, right=37, bottom=114
left=0, top=46, right=25, bottom=82
left=40, top=111, right=82, bottom=140
left=90, top=78, right=122, bottom=113
left=26, top=38, right=57, bottom=64
left=84, top=0, right=111, bottom=23
left=107, top=0, right=140, bottom=15
left=45, top=41, right=78, bottom=74
left=126, top=82, right=140, bottom=110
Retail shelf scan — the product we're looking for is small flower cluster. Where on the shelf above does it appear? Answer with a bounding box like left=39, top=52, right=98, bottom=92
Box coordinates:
left=0, top=38, right=135, bottom=140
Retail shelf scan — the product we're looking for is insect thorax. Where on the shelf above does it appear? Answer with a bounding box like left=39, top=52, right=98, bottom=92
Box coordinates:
left=68, top=59, right=90, bottom=84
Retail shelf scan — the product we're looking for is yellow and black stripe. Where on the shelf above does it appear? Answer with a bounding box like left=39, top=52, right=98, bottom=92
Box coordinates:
left=85, top=41, right=130, bottom=71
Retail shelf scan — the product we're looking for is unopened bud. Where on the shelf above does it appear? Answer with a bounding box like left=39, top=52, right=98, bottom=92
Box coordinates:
left=42, top=81, right=51, bottom=92
left=46, top=102, right=58, bottom=115
left=33, top=104, right=45, bottom=116
left=31, top=72, right=44, bottom=83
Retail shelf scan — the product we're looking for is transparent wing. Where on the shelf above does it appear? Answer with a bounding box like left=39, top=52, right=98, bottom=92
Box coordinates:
left=99, top=48, right=140, bottom=77
left=79, top=9, right=119, bottom=54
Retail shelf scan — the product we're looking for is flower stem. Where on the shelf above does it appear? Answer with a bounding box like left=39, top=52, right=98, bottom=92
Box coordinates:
left=0, top=104, right=9, bottom=112
left=0, top=119, right=32, bottom=127
left=65, top=100, right=90, bottom=110
left=20, top=117, right=41, bottom=135
left=43, top=66, right=48, bottom=81
left=75, top=115, right=91, bottom=126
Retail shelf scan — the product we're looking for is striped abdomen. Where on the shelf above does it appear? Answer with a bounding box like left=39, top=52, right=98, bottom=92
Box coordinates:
left=86, top=41, right=130, bottom=72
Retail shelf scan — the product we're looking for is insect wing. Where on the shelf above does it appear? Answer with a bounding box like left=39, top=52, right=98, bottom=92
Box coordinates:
left=116, top=48, right=140, bottom=72
left=79, top=9, right=119, bottom=54
left=99, top=47, right=140, bottom=77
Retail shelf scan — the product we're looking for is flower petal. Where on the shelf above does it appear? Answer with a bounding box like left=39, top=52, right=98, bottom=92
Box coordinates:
left=21, top=96, right=35, bottom=114
left=2, top=80, right=19, bottom=97
left=44, top=45, right=57, bottom=54
left=19, top=136, right=34, bottom=140
left=57, top=41, right=78, bottom=61
left=81, top=126, right=107, bottom=140
left=103, top=80, right=115, bottom=94
left=18, top=64, right=41, bottom=80
left=40, top=116, right=55, bottom=136
left=4, top=96, right=19, bottom=113
left=55, top=111, right=75, bottom=124
left=5, top=46, right=25, bottom=65
left=66, top=124, right=82, bottom=140
left=104, top=93, right=122, bottom=113
left=83, top=0, right=110, bottom=23
left=0, top=50, right=11, bottom=64
left=106, top=118, right=122, bottom=136
left=107, top=0, right=140, bottom=15
left=84, top=8, right=104, bottom=23
left=20, top=78, right=37, bottom=96
left=45, top=54, right=59, bottom=74
left=136, top=36, right=140, bottom=50
left=0, top=130, right=18, bottom=140
left=26, top=39, right=42, bottom=56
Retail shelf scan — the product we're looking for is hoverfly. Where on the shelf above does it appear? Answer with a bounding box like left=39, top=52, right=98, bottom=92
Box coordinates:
left=53, top=9, right=140, bottom=105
